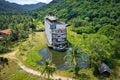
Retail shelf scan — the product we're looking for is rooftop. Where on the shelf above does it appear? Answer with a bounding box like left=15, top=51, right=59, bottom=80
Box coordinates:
left=46, top=16, right=58, bottom=21
left=45, top=15, right=65, bottom=25
left=0, top=29, right=12, bottom=35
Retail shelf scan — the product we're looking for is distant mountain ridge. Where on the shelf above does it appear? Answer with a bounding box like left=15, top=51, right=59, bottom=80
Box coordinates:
left=0, top=0, right=46, bottom=12
left=21, top=2, right=46, bottom=11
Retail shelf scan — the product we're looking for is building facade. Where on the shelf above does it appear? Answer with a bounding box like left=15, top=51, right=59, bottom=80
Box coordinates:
left=44, top=15, right=67, bottom=51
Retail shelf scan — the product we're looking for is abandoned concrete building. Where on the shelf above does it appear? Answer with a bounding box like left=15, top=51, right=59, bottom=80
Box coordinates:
left=44, top=15, right=67, bottom=51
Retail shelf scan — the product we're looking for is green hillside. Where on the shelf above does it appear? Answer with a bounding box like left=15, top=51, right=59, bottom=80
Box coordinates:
left=32, top=0, right=120, bottom=78
left=33, top=0, right=120, bottom=52
left=34, top=0, right=120, bottom=27
left=33, top=0, right=120, bottom=34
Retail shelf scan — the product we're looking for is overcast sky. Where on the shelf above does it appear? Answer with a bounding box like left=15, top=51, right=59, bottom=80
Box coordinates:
left=5, top=0, right=53, bottom=5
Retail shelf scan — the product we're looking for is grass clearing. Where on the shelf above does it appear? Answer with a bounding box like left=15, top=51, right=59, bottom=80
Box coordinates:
left=16, top=32, right=47, bottom=70
left=16, top=31, right=76, bottom=78
left=0, top=59, right=40, bottom=80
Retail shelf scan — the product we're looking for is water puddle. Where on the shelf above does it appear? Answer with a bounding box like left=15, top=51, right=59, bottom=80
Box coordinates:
left=37, top=48, right=89, bottom=70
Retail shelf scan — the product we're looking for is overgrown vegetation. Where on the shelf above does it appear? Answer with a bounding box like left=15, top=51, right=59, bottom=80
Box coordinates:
left=33, top=0, right=120, bottom=68
left=16, top=32, right=46, bottom=70
left=0, top=59, right=40, bottom=80
left=0, top=12, right=41, bottom=53
left=31, top=0, right=120, bottom=79
left=0, top=0, right=120, bottom=80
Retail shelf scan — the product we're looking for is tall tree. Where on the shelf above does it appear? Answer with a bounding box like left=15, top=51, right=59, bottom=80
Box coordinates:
left=42, top=59, right=56, bottom=80
left=66, top=47, right=84, bottom=78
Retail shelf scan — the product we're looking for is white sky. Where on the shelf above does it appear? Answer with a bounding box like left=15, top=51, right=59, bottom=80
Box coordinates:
left=5, top=0, right=53, bottom=5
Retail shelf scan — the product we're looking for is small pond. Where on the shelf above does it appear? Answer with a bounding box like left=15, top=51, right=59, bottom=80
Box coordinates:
left=37, top=48, right=89, bottom=70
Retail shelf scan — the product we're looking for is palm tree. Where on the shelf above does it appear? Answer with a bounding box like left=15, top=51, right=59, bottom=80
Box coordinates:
left=66, top=47, right=84, bottom=78
left=42, top=59, right=56, bottom=80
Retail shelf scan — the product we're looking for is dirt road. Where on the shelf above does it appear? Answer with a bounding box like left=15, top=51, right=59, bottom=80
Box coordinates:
left=0, top=50, right=73, bottom=80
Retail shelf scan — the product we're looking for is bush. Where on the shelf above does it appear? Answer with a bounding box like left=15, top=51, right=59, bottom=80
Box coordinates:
left=72, top=26, right=96, bottom=34
left=0, top=46, right=8, bottom=53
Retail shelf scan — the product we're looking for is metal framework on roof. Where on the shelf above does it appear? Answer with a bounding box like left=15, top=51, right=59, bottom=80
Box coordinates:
left=45, top=15, right=65, bottom=25
left=46, top=16, right=58, bottom=21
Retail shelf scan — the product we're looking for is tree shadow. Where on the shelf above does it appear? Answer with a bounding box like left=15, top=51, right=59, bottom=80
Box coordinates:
left=75, top=73, right=90, bottom=80
left=0, top=57, right=9, bottom=72
left=0, top=49, right=13, bottom=55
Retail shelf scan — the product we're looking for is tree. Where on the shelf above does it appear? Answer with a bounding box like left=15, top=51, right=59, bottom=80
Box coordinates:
left=42, top=59, right=56, bottom=80
left=83, top=34, right=114, bottom=67
left=66, top=47, right=84, bottom=78
left=0, top=57, right=9, bottom=71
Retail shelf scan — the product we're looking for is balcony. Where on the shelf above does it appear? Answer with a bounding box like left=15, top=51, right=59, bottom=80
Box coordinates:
left=52, top=44, right=67, bottom=51
left=52, top=41, right=67, bottom=45
left=52, top=38, right=66, bottom=42
left=52, top=34, right=66, bottom=38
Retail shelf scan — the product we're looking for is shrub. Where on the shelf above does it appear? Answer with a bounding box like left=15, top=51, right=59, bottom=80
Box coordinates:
left=0, top=46, right=8, bottom=53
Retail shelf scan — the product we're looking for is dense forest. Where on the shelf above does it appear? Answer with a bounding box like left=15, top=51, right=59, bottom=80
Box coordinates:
left=0, top=12, right=36, bottom=53
left=32, top=0, right=120, bottom=68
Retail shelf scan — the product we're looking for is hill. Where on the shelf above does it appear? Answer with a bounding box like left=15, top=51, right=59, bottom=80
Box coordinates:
left=35, top=0, right=120, bottom=27
left=33, top=0, right=120, bottom=75
left=21, top=2, right=46, bottom=11
left=0, top=0, right=46, bottom=12
left=33, top=0, right=120, bottom=47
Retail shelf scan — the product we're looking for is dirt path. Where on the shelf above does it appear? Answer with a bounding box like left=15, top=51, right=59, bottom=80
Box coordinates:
left=0, top=50, right=73, bottom=80
left=18, top=62, right=72, bottom=80
left=0, top=50, right=18, bottom=59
